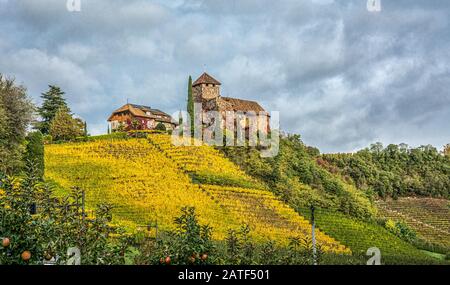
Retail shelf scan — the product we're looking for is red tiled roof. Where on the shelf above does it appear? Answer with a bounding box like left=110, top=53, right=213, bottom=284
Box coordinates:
left=193, top=72, right=221, bottom=86
left=108, top=104, right=174, bottom=123
left=220, top=97, right=266, bottom=113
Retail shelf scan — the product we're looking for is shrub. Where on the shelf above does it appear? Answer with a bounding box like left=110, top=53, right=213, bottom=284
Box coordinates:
left=136, top=207, right=214, bottom=265
left=155, top=122, right=167, bottom=132
left=24, top=131, right=44, bottom=180
left=0, top=171, right=132, bottom=265
left=384, top=219, right=417, bottom=243
left=43, top=135, right=53, bottom=144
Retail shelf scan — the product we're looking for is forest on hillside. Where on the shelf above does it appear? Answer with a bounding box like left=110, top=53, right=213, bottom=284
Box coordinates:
left=321, top=143, right=450, bottom=199
left=221, top=136, right=450, bottom=202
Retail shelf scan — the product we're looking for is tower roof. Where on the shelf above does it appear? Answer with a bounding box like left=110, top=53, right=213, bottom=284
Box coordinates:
left=192, top=72, right=221, bottom=87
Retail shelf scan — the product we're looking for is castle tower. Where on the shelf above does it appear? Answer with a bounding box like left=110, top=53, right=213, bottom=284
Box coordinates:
left=192, top=72, right=221, bottom=103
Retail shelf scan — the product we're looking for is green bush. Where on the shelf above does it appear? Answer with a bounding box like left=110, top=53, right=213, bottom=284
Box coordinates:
left=135, top=207, right=214, bottom=265
left=155, top=122, right=167, bottom=132
left=24, top=131, right=44, bottom=180
left=43, top=134, right=53, bottom=144
left=0, top=172, right=132, bottom=265
left=384, top=219, right=417, bottom=243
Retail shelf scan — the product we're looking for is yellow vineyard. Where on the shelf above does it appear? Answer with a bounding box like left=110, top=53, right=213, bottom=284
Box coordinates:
left=45, top=135, right=350, bottom=254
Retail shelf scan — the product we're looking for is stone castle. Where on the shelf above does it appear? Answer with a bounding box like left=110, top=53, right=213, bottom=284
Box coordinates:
left=192, top=72, right=270, bottom=134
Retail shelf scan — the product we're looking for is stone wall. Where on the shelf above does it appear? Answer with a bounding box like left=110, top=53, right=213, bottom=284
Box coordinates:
left=193, top=83, right=220, bottom=102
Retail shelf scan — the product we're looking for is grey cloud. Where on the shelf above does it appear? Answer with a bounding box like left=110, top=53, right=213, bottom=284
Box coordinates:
left=0, top=0, right=449, bottom=151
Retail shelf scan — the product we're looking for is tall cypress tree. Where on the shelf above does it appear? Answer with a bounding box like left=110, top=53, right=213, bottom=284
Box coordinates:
left=187, top=76, right=194, bottom=136
left=84, top=121, right=88, bottom=137
left=37, top=85, right=68, bottom=135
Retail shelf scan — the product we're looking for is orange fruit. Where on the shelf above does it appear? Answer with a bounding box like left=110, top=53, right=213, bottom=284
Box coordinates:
left=2, top=237, right=10, bottom=247
left=21, top=251, right=31, bottom=262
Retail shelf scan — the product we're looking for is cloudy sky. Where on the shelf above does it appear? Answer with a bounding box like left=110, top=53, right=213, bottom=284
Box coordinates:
left=1, top=0, right=449, bottom=152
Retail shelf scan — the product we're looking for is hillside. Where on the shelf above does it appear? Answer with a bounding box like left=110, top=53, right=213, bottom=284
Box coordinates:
left=44, top=136, right=348, bottom=254
left=376, top=197, right=450, bottom=250
left=321, top=144, right=450, bottom=199
left=297, top=207, right=438, bottom=264
left=220, top=135, right=447, bottom=264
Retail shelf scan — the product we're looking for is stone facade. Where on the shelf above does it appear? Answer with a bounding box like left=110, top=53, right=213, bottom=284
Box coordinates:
left=193, top=84, right=220, bottom=102
left=192, top=73, right=270, bottom=134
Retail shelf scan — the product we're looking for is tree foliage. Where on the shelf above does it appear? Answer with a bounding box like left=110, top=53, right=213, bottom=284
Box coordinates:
left=0, top=75, right=35, bottom=174
left=155, top=122, right=167, bottom=132
left=0, top=170, right=132, bottom=265
left=444, top=144, right=450, bottom=157
left=49, top=107, right=84, bottom=142
left=221, top=135, right=376, bottom=220
left=322, top=143, right=450, bottom=199
left=36, top=85, right=68, bottom=135
left=24, top=131, right=45, bottom=180
left=187, top=76, right=194, bottom=135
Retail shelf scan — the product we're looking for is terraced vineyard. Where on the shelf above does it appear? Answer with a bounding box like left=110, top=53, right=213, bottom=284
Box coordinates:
left=45, top=139, right=240, bottom=234
left=376, top=198, right=450, bottom=249
left=298, top=207, right=440, bottom=264
left=45, top=136, right=348, bottom=253
left=201, top=185, right=348, bottom=252
left=148, top=134, right=265, bottom=189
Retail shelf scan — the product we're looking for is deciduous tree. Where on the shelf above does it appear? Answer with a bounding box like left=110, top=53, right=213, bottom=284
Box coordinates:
left=0, top=75, right=35, bottom=174
left=49, top=107, right=84, bottom=141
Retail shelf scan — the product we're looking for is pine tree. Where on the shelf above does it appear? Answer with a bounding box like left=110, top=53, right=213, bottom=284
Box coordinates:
left=37, top=85, right=68, bottom=135
left=187, top=76, right=194, bottom=136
